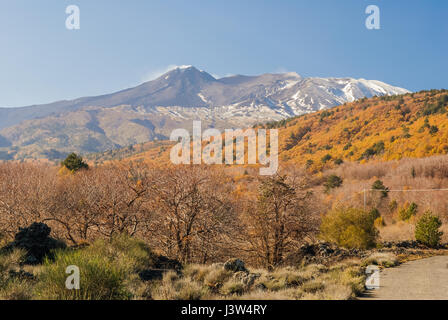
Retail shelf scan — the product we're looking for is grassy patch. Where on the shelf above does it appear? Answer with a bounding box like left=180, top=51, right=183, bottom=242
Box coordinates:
left=362, top=252, right=399, bottom=268
left=35, top=234, right=153, bottom=300
left=149, top=261, right=366, bottom=300
left=4, top=236, right=430, bottom=300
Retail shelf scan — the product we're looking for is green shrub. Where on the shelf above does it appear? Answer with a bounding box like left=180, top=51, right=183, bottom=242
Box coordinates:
left=369, top=208, right=380, bottom=220
left=361, top=141, right=385, bottom=159
left=320, top=207, right=378, bottom=249
left=429, top=125, right=439, bottom=135
left=321, top=154, right=332, bottom=163
left=422, top=100, right=447, bottom=115
left=324, top=175, right=343, bottom=192
left=372, top=180, right=389, bottom=198
left=389, top=200, right=398, bottom=213
left=398, top=202, right=418, bottom=221
left=36, top=249, right=131, bottom=300
left=35, top=234, right=153, bottom=300
left=415, top=212, right=443, bottom=248
left=61, top=153, right=88, bottom=172
left=374, top=216, right=385, bottom=228
left=306, top=159, right=314, bottom=168
left=285, top=127, right=311, bottom=150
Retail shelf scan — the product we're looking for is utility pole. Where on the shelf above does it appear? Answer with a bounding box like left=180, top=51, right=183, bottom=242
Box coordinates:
left=363, top=189, right=366, bottom=212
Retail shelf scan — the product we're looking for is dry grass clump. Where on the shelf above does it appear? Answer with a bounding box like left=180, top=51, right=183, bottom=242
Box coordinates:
left=330, top=266, right=365, bottom=297
left=0, top=279, right=34, bottom=300
left=270, top=267, right=309, bottom=286
left=236, top=288, right=300, bottom=300
left=300, top=280, right=325, bottom=294
left=295, top=260, right=366, bottom=300
left=253, top=266, right=313, bottom=291
left=183, top=264, right=214, bottom=282
left=362, top=252, right=399, bottom=268
left=301, top=263, right=328, bottom=276
left=0, top=235, right=372, bottom=301
left=204, top=268, right=233, bottom=289
left=151, top=271, right=209, bottom=300
left=300, top=283, right=353, bottom=300
left=0, top=249, right=35, bottom=300
left=241, top=261, right=363, bottom=300
left=150, top=260, right=365, bottom=300
left=379, top=221, right=415, bottom=242
left=0, top=255, right=368, bottom=301
left=220, top=280, right=245, bottom=296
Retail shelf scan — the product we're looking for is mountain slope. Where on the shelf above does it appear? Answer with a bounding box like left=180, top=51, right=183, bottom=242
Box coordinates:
left=276, top=89, right=448, bottom=171
left=97, top=90, right=448, bottom=170
left=0, top=66, right=409, bottom=159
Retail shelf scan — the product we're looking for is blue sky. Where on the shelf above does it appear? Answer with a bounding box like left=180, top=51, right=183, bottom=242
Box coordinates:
left=0, top=0, right=446, bottom=107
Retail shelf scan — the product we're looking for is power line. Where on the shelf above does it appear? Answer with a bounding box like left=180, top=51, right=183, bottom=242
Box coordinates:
left=304, top=187, right=448, bottom=211
left=373, top=189, right=448, bottom=192
left=363, top=188, right=448, bottom=211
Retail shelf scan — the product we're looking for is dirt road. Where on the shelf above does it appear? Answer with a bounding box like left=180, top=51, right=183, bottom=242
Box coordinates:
left=362, top=255, right=448, bottom=300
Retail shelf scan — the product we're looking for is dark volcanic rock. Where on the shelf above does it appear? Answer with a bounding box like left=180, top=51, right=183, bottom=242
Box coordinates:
left=285, top=241, right=369, bottom=265
left=151, top=255, right=183, bottom=271
left=138, top=269, right=166, bottom=281
left=139, top=254, right=183, bottom=281
left=224, top=258, right=248, bottom=273
left=382, top=240, right=435, bottom=249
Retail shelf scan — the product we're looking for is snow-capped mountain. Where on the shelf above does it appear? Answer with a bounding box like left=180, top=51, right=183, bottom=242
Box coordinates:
left=0, top=66, right=409, bottom=159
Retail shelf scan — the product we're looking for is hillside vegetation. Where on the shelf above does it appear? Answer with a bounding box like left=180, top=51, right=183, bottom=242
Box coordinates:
left=274, top=89, right=448, bottom=171
left=0, top=66, right=409, bottom=162
left=0, top=91, right=447, bottom=300
left=92, top=90, right=448, bottom=170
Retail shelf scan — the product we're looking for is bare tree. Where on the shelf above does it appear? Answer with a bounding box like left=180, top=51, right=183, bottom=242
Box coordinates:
left=0, top=163, right=58, bottom=238
left=147, top=165, right=235, bottom=263
left=243, top=172, right=319, bottom=267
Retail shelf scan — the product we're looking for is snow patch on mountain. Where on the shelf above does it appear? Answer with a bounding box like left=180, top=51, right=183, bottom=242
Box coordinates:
left=0, top=65, right=410, bottom=141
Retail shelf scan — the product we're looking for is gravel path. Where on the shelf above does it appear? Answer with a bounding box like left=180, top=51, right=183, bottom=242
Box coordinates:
left=362, top=255, right=448, bottom=300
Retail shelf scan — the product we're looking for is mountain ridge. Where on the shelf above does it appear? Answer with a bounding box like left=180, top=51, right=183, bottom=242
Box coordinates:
left=89, top=89, right=448, bottom=169
left=0, top=66, right=409, bottom=160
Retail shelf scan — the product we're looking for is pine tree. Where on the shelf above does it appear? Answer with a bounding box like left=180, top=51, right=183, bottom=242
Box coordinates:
left=61, top=153, right=89, bottom=172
